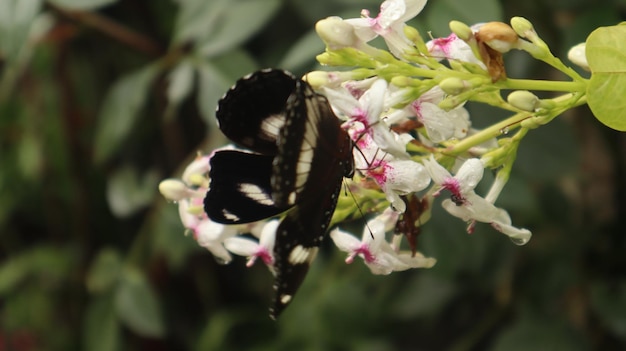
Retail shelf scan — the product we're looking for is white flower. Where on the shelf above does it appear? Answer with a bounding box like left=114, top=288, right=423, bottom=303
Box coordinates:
left=410, top=87, right=470, bottom=143
left=324, top=79, right=409, bottom=158
left=426, top=32, right=485, bottom=67
left=224, top=220, right=278, bottom=267
left=424, top=156, right=532, bottom=243
left=194, top=219, right=238, bottom=264
left=365, top=157, right=431, bottom=212
left=442, top=193, right=532, bottom=244
left=345, top=0, right=428, bottom=57
left=331, top=216, right=435, bottom=274
left=423, top=155, right=483, bottom=205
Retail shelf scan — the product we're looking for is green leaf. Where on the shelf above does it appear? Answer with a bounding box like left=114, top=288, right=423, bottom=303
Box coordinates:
left=196, top=61, right=233, bottom=125
left=172, top=0, right=225, bottom=44
left=590, top=281, right=626, bottom=341
left=115, top=267, right=165, bottom=337
left=105, top=165, right=160, bottom=218
left=586, top=24, right=626, bottom=131
left=0, top=252, right=30, bottom=296
left=86, top=248, right=123, bottom=293
left=491, top=314, right=589, bottom=351
left=279, top=30, right=325, bottom=71
left=47, top=0, right=117, bottom=10
left=424, top=0, right=503, bottom=37
left=83, top=293, right=121, bottom=351
left=166, top=59, right=195, bottom=108
left=93, top=63, right=159, bottom=164
left=0, top=245, right=73, bottom=296
left=195, top=50, right=258, bottom=125
left=0, top=0, right=43, bottom=62
left=197, top=0, right=281, bottom=57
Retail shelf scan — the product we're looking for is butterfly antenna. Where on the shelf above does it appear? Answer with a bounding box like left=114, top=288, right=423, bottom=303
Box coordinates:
left=342, top=180, right=375, bottom=240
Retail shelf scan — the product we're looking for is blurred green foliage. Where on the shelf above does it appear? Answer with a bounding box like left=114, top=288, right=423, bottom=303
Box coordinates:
left=1, top=0, right=625, bottom=350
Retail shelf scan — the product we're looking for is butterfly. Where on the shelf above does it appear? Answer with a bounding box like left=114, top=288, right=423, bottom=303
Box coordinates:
left=204, top=69, right=354, bottom=319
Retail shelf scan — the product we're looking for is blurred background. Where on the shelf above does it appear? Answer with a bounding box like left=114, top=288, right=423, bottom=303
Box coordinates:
left=1, top=0, right=626, bottom=350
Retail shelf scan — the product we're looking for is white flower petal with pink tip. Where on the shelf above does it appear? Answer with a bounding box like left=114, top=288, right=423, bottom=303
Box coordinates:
left=195, top=220, right=237, bottom=264
left=223, top=220, right=278, bottom=267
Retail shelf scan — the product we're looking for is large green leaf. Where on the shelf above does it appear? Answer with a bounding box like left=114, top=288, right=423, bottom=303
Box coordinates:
left=115, top=267, right=165, bottom=337
left=586, top=24, right=626, bottom=131
left=93, top=64, right=159, bottom=164
left=48, top=0, right=117, bottom=10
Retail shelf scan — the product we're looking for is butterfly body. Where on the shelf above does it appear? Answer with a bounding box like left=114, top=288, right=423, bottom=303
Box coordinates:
left=204, top=69, right=353, bottom=319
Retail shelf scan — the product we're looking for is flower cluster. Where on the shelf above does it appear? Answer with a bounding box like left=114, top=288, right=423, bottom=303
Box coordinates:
left=158, top=152, right=281, bottom=266
left=160, top=0, right=592, bottom=276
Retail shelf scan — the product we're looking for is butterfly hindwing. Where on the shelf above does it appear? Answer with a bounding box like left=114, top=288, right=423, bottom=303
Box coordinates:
left=269, top=78, right=355, bottom=318
left=204, top=150, right=290, bottom=224
left=216, top=69, right=297, bottom=155
left=270, top=166, right=347, bottom=319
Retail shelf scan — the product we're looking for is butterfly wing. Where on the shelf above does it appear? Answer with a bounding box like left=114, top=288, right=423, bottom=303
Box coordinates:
left=269, top=79, right=355, bottom=319
left=216, top=69, right=297, bottom=155
left=204, top=150, right=291, bottom=224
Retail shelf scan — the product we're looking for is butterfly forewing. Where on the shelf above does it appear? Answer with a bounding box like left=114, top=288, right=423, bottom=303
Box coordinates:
left=216, top=69, right=297, bottom=155
left=204, top=150, right=291, bottom=224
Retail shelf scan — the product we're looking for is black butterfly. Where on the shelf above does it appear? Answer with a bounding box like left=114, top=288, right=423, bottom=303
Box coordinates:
left=204, top=69, right=354, bottom=319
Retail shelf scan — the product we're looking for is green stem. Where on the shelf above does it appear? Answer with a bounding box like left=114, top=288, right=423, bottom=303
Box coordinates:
left=499, top=78, right=587, bottom=92
left=447, top=111, right=529, bottom=156
left=446, top=92, right=585, bottom=155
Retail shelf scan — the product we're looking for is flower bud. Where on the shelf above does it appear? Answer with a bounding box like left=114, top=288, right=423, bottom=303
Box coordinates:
left=439, top=77, right=467, bottom=95
left=304, top=71, right=333, bottom=88
left=567, top=43, right=588, bottom=71
left=507, top=90, right=540, bottom=112
left=510, top=17, right=535, bottom=39
left=315, top=16, right=359, bottom=49
left=449, top=20, right=473, bottom=41
left=159, top=179, right=190, bottom=201
left=476, top=22, right=519, bottom=53
left=390, top=75, right=417, bottom=87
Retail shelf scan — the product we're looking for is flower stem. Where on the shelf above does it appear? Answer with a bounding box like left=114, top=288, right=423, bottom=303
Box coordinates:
left=499, top=78, right=587, bottom=92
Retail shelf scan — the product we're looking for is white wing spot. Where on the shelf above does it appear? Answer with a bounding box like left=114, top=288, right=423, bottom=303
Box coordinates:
left=222, top=209, right=240, bottom=221
left=280, top=294, right=292, bottom=304
left=288, top=245, right=318, bottom=265
left=238, top=183, right=274, bottom=206
left=260, top=114, right=285, bottom=141
left=288, top=191, right=297, bottom=205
